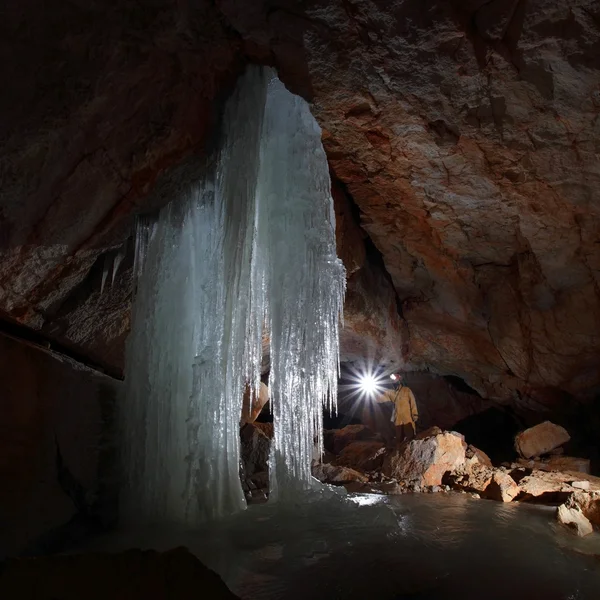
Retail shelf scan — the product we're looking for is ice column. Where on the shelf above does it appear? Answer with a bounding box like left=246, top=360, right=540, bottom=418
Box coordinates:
left=122, top=66, right=344, bottom=524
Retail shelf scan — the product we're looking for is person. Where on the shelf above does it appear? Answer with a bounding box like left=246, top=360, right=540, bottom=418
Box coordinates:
left=379, top=373, right=418, bottom=446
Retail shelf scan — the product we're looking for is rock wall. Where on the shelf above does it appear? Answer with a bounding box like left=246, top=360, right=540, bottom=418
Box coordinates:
left=0, top=333, right=121, bottom=558
left=1, top=0, right=599, bottom=407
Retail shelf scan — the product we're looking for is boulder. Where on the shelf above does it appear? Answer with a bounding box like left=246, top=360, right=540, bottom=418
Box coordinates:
left=483, top=471, right=520, bottom=503
left=312, top=463, right=368, bottom=485
left=241, top=382, right=269, bottom=424
left=0, top=548, right=239, bottom=599
left=514, top=421, right=570, bottom=459
left=570, top=491, right=600, bottom=527
left=557, top=504, right=593, bottom=537
left=335, top=440, right=386, bottom=473
left=382, top=430, right=467, bottom=487
left=324, top=424, right=379, bottom=455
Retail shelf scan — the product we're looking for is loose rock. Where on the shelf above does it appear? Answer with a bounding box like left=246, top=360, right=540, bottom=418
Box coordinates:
left=514, top=421, right=570, bottom=459
left=557, top=504, right=593, bottom=537
left=382, top=430, right=467, bottom=488
left=483, top=471, right=520, bottom=503
left=312, top=462, right=368, bottom=485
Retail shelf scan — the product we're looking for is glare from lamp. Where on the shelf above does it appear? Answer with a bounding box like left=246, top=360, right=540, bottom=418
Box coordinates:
left=360, top=374, right=378, bottom=396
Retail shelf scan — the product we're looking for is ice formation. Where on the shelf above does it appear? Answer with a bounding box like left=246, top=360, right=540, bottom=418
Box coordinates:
left=122, top=67, right=345, bottom=524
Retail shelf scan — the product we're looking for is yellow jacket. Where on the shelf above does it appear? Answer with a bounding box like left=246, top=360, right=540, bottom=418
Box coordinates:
left=378, top=385, right=418, bottom=426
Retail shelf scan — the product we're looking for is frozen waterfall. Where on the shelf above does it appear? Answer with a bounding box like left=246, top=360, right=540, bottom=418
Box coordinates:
left=121, top=67, right=345, bottom=524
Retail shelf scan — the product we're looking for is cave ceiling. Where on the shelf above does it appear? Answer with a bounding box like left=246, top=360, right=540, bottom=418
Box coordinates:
left=1, top=0, right=599, bottom=404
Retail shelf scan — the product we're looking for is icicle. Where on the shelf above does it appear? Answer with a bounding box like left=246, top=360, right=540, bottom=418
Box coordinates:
left=111, top=242, right=126, bottom=285
left=258, top=75, right=345, bottom=497
left=100, top=254, right=110, bottom=295
left=133, top=215, right=157, bottom=283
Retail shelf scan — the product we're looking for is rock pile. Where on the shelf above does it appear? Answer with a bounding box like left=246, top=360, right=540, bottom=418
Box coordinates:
left=312, top=424, right=600, bottom=537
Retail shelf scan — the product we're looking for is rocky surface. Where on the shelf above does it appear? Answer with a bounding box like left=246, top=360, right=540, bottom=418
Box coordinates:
left=382, top=430, right=467, bottom=487
left=335, top=440, right=387, bottom=473
left=516, top=455, right=591, bottom=474
left=239, top=422, right=272, bottom=499
left=1, top=0, right=599, bottom=407
left=0, top=333, right=120, bottom=558
left=0, top=547, right=239, bottom=599
left=241, top=382, right=270, bottom=424
left=320, top=424, right=600, bottom=529
left=557, top=503, right=594, bottom=537
left=515, top=421, right=571, bottom=458
left=312, top=462, right=368, bottom=485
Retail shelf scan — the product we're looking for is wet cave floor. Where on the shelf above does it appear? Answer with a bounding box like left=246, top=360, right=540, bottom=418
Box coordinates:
left=83, top=492, right=600, bottom=599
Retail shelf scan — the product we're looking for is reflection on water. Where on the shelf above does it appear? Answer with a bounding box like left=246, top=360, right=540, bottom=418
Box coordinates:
left=88, top=494, right=600, bottom=599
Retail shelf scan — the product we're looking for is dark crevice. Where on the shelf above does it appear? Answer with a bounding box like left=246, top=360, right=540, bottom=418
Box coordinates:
left=443, top=374, right=482, bottom=397
left=330, top=170, right=406, bottom=322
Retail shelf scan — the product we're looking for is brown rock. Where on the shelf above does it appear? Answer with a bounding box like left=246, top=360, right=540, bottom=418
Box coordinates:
left=557, top=504, right=593, bottom=537
left=1, top=0, right=600, bottom=409
left=335, top=440, right=386, bottom=473
left=240, top=382, right=269, bottom=424
left=483, top=471, right=520, bottom=503
left=516, top=456, right=590, bottom=474
left=0, top=334, right=120, bottom=557
left=324, top=424, right=379, bottom=455
left=572, top=480, right=591, bottom=491
left=0, top=548, right=239, bottom=599
left=465, top=445, right=493, bottom=468
left=514, top=421, right=570, bottom=459
left=570, top=491, right=600, bottom=527
left=312, top=463, right=368, bottom=485
left=382, top=431, right=466, bottom=487
left=240, top=423, right=270, bottom=490
left=447, top=464, right=494, bottom=495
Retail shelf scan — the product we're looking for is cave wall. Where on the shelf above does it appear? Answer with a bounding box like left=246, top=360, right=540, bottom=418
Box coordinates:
left=1, top=0, right=599, bottom=407
left=0, top=333, right=120, bottom=558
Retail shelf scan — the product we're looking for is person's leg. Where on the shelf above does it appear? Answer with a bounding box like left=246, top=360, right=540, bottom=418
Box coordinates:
left=404, top=422, right=415, bottom=441
left=395, top=424, right=405, bottom=448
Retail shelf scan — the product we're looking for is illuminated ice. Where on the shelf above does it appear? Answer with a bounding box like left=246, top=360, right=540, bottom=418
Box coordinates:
left=121, top=66, right=345, bottom=524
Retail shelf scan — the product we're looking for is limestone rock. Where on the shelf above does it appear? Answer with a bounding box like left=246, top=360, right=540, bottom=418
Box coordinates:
left=483, top=471, right=520, bottom=503
left=514, top=422, right=570, bottom=459
left=312, top=463, right=368, bottom=485
left=1, top=0, right=600, bottom=407
left=0, top=548, right=239, bottom=599
left=570, top=491, right=600, bottom=527
left=382, top=430, right=467, bottom=487
left=572, top=480, right=591, bottom=491
left=465, top=444, right=493, bottom=468
left=240, top=382, right=269, bottom=424
left=335, top=440, right=386, bottom=473
left=557, top=504, right=593, bottom=537
left=447, top=464, right=494, bottom=495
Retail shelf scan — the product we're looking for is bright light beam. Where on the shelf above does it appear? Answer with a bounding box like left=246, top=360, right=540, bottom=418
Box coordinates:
left=359, top=374, right=379, bottom=396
